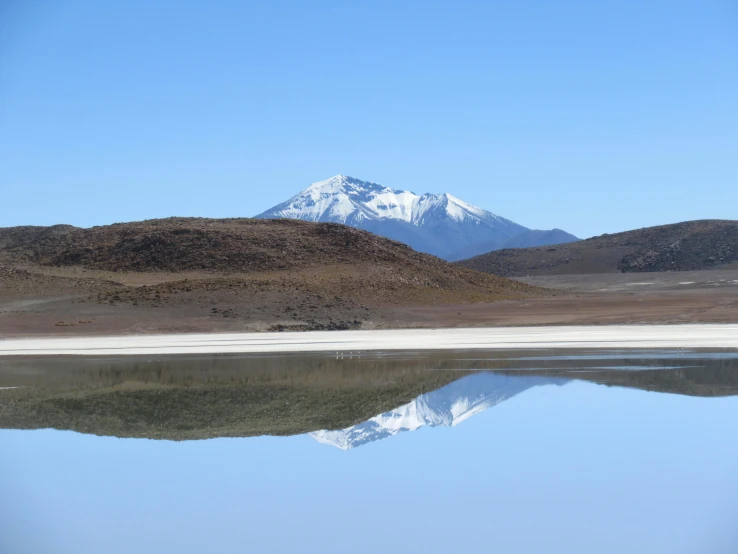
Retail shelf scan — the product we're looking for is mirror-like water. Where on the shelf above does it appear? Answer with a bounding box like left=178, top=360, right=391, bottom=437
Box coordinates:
left=1, top=350, right=737, bottom=553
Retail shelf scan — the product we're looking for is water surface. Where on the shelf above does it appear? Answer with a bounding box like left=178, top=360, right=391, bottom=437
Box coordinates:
left=1, top=350, right=737, bottom=553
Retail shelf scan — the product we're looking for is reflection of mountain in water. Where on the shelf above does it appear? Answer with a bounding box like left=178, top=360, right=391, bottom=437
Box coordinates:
left=2, top=352, right=737, bottom=441
left=311, top=373, right=566, bottom=450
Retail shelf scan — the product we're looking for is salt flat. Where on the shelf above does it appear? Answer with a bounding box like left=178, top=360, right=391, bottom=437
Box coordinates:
left=1, top=324, right=737, bottom=356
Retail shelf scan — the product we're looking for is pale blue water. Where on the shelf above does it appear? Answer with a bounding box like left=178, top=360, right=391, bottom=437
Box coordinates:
left=1, top=352, right=737, bottom=554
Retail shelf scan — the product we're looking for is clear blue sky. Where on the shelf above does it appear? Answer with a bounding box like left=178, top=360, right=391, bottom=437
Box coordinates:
left=2, top=382, right=738, bottom=553
left=1, top=0, right=736, bottom=238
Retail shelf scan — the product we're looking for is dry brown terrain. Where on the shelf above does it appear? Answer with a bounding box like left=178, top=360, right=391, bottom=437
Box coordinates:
left=0, top=217, right=480, bottom=272
left=0, top=218, right=543, bottom=336
left=2, top=218, right=737, bottom=337
left=457, top=219, right=738, bottom=276
left=2, top=265, right=738, bottom=336
left=401, top=271, right=738, bottom=327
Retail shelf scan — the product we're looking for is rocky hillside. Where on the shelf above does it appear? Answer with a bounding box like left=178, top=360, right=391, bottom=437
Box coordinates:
left=0, top=217, right=537, bottom=291
left=457, top=220, right=738, bottom=276
left=0, top=218, right=543, bottom=335
left=0, top=217, right=445, bottom=272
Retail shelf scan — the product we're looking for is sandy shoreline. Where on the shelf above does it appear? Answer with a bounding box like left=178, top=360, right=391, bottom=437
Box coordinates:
left=1, top=324, right=737, bottom=356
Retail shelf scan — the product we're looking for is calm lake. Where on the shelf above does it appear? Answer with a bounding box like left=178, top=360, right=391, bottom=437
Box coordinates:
left=1, top=350, right=737, bottom=553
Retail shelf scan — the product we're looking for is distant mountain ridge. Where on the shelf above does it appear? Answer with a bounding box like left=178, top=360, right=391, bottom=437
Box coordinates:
left=256, top=175, right=577, bottom=260
left=457, top=220, right=738, bottom=276
left=446, top=228, right=579, bottom=261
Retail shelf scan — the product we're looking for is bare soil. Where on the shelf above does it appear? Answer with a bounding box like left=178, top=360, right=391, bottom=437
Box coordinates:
left=2, top=218, right=737, bottom=337
left=0, top=266, right=540, bottom=337
left=0, top=218, right=543, bottom=336
left=400, top=269, right=738, bottom=327
left=2, top=267, right=737, bottom=336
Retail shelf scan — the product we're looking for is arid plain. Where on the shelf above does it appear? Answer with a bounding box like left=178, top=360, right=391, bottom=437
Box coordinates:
left=1, top=218, right=737, bottom=338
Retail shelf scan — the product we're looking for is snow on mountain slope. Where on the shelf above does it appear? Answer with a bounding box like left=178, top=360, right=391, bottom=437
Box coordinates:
left=258, top=174, right=506, bottom=226
left=256, top=175, right=529, bottom=259
left=310, top=372, right=567, bottom=450
left=266, top=175, right=418, bottom=224
left=412, top=192, right=489, bottom=224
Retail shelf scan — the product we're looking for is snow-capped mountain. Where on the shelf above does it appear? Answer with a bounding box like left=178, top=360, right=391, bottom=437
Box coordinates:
left=256, top=175, right=575, bottom=260
left=310, top=372, right=567, bottom=450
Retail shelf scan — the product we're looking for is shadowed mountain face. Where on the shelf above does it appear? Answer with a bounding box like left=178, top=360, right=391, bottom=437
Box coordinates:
left=457, top=219, right=738, bottom=276
left=256, top=175, right=576, bottom=260
left=445, top=229, right=580, bottom=261
left=1, top=351, right=737, bottom=443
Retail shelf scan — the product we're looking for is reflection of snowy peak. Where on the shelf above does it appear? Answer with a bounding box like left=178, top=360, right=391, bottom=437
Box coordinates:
left=255, top=175, right=529, bottom=259
left=310, top=373, right=566, bottom=450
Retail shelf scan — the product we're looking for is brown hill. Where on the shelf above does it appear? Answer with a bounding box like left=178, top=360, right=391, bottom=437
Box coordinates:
left=456, top=220, right=738, bottom=277
left=0, top=217, right=536, bottom=297
left=0, top=218, right=543, bottom=334
left=0, top=217, right=455, bottom=272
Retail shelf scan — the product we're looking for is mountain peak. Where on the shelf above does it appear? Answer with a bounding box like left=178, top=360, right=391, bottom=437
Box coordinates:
left=306, top=173, right=346, bottom=190
left=306, top=174, right=387, bottom=194
left=320, top=173, right=350, bottom=183
left=255, top=175, right=532, bottom=258
left=259, top=175, right=508, bottom=225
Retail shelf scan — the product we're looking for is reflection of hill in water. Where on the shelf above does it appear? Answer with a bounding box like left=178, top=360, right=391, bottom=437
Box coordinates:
left=0, top=350, right=737, bottom=441
left=311, top=373, right=565, bottom=449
